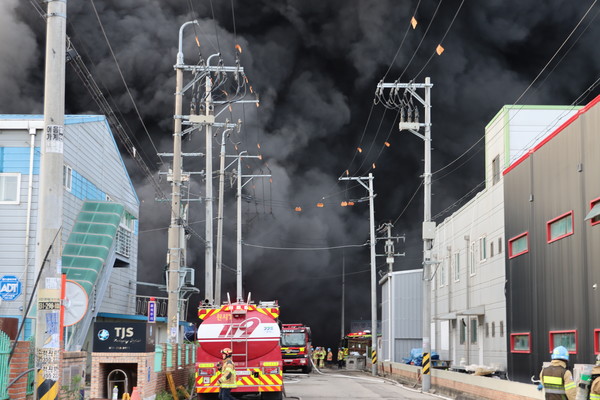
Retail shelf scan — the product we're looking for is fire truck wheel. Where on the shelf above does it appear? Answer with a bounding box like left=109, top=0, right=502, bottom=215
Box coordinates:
left=261, top=392, right=283, bottom=400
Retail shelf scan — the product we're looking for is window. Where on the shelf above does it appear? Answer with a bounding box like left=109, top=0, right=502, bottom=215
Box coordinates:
left=0, top=173, right=20, bottom=203
left=511, top=333, right=531, bottom=353
left=454, top=253, right=460, bottom=281
left=460, top=319, right=466, bottom=344
left=469, top=242, right=476, bottom=275
left=490, top=242, right=494, bottom=257
left=470, top=318, right=478, bottom=344
left=485, top=322, right=489, bottom=338
left=594, top=329, right=600, bottom=354
left=479, top=237, right=487, bottom=262
left=492, top=155, right=500, bottom=185
left=588, top=198, right=600, bottom=226
left=63, top=165, right=72, bottom=191
left=498, top=237, right=502, bottom=254
left=500, top=321, right=504, bottom=337
left=492, top=322, right=496, bottom=337
left=547, top=211, right=574, bottom=243
left=440, top=259, right=447, bottom=287
left=549, top=330, right=577, bottom=353
left=509, top=232, right=529, bottom=258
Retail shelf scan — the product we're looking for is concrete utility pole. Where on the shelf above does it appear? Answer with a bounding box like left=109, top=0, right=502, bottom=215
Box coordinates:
left=340, top=253, right=345, bottom=339
left=35, top=0, right=67, bottom=398
left=339, top=173, right=377, bottom=376
left=167, top=21, right=257, bottom=326
left=232, top=152, right=270, bottom=301
left=215, top=126, right=239, bottom=306
left=376, top=77, right=433, bottom=391
left=203, top=74, right=214, bottom=304
left=376, top=222, right=405, bottom=362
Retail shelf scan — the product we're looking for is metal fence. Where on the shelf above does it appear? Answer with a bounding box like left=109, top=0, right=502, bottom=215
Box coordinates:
left=0, top=331, right=10, bottom=400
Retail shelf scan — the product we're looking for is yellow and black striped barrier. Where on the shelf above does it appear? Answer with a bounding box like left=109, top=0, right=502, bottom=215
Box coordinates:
left=422, top=352, right=430, bottom=375
left=371, top=349, right=377, bottom=364
left=36, top=370, right=58, bottom=400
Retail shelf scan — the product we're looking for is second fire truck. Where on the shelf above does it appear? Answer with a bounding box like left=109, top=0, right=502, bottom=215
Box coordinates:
left=280, top=323, right=312, bottom=373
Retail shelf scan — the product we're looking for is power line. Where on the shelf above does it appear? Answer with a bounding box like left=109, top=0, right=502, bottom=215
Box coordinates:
left=89, top=0, right=164, bottom=166
left=412, top=0, right=466, bottom=80
left=243, top=242, right=367, bottom=251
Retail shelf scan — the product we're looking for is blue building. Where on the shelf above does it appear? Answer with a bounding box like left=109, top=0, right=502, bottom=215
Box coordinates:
left=0, top=115, right=140, bottom=349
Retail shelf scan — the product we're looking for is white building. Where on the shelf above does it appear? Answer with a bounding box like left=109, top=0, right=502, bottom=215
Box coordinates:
left=0, top=115, right=139, bottom=346
left=429, top=106, right=579, bottom=370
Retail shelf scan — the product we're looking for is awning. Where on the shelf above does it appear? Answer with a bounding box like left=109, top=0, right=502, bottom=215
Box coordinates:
left=435, top=312, right=457, bottom=320
left=585, top=203, right=600, bottom=221
left=459, top=305, right=485, bottom=316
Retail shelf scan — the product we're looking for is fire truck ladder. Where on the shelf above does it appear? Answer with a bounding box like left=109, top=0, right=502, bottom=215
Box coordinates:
left=228, top=305, right=250, bottom=368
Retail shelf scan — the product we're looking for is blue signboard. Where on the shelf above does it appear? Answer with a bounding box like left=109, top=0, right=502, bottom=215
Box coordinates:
left=148, top=300, right=156, bottom=323
left=0, top=275, right=22, bottom=301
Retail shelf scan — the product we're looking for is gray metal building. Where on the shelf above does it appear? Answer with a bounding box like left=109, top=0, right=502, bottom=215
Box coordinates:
left=380, top=269, right=423, bottom=362
left=504, top=95, right=600, bottom=381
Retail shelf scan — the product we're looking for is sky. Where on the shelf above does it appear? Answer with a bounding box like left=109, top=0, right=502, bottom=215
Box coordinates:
left=2, top=0, right=599, bottom=349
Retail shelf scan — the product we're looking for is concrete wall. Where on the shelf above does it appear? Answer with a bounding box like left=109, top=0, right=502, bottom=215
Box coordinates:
left=379, top=361, right=543, bottom=400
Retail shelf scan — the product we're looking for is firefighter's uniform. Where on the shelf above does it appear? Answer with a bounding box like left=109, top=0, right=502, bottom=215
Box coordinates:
left=337, top=348, right=344, bottom=368
left=317, top=347, right=325, bottom=368
left=589, top=362, right=600, bottom=399
left=539, top=346, right=576, bottom=400
left=219, top=349, right=237, bottom=400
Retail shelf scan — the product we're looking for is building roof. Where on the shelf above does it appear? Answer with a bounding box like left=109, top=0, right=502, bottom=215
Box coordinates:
left=503, top=94, right=600, bottom=175
left=0, top=114, right=105, bottom=124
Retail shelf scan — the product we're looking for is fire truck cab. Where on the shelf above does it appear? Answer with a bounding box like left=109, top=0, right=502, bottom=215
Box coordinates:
left=280, top=324, right=312, bottom=373
left=196, top=299, right=283, bottom=400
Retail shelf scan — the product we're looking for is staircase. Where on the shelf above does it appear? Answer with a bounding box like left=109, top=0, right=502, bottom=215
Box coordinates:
left=62, top=201, right=124, bottom=350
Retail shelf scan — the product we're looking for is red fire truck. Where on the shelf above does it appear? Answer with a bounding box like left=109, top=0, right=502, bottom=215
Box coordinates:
left=195, top=299, right=284, bottom=400
left=280, top=324, right=312, bottom=373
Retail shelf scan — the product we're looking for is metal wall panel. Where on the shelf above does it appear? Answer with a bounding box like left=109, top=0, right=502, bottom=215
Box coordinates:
left=505, top=98, right=600, bottom=382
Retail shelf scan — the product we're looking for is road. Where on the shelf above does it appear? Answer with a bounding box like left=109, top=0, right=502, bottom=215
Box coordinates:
left=282, top=369, right=446, bottom=400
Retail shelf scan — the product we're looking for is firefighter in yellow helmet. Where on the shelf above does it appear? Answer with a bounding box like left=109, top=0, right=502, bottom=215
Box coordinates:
left=317, top=347, right=325, bottom=368
left=219, top=348, right=237, bottom=400
left=337, top=347, right=345, bottom=369
left=539, top=346, right=576, bottom=400
left=589, top=354, right=600, bottom=399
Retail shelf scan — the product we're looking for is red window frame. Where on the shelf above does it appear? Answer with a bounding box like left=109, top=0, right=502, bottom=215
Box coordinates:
left=546, top=211, right=574, bottom=243
left=508, top=232, right=529, bottom=258
left=510, top=332, right=531, bottom=353
left=590, top=197, right=600, bottom=226
left=594, top=329, right=600, bottom=354
left=548, top=330, right=578, bottom=354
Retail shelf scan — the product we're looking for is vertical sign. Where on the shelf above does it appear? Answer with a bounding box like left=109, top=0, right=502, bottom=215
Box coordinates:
left=148, top=297, right=156, bottom=323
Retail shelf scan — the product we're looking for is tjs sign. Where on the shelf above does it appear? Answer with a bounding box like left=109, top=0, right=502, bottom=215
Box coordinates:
left=93, top=322, right=156, bottom=353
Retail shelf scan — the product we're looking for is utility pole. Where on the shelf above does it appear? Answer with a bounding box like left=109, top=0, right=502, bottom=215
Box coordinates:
left=35, top=0, right=66, bottom=397
left=215, top=125, right=240, bottom=306
left=339, top=173, right=377, bottom=376
left=340, top=252, right=345, bottom=339
left=203, top=74, right=214, bottom=304
left=376, top=77, right=434, bottom=391
left=376, top=222, right=405, bottom=362
left=167, top=21, right=257, bottom=331
left=231, top=152, right=270, bottom=301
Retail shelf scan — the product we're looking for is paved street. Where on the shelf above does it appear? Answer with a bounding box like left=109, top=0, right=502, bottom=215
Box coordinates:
left=282, top=369, right=446, bottom=400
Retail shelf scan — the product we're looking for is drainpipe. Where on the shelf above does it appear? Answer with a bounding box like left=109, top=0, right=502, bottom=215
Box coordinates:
left=22, top=126, right=37, bottom=328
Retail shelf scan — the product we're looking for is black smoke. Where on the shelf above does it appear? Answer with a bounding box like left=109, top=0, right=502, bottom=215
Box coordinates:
left=3, top=0, right=599, bottom=351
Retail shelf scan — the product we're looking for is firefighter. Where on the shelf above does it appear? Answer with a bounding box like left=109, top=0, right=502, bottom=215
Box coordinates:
left=589, top=354, right=600, bottom=399
left=218, top=348, right=237, bottom=400
left=326, top=348, right=333, bottom=367
left=337, top=348, right=345, bottom=369
left=312, top=346, right=319, bottom=367
left=317, top=347, right=325, bottom=368
left=539, top=346, right=576, bottom=400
